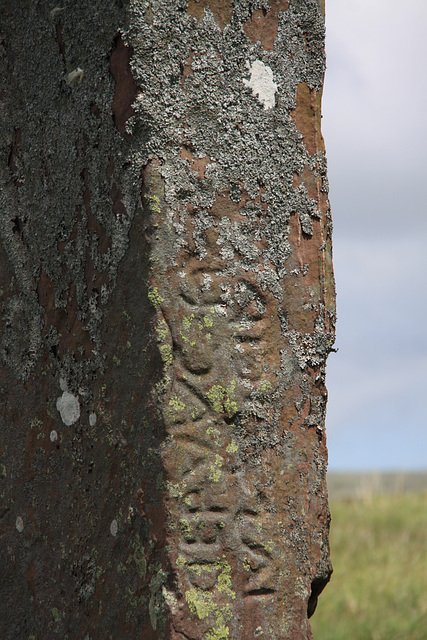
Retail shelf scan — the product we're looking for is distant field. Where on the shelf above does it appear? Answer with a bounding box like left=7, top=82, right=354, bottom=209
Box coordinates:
left=311, top=474, right=427, bottom=640
left=326, top=471, right=427, bottom=501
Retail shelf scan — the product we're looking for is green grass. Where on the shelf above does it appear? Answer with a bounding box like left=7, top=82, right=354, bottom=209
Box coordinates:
left=311, top=491, right=427, bottom=640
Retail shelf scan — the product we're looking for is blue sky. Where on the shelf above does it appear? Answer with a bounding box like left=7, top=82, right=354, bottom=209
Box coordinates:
left=322, top=0, right=427, bottom=470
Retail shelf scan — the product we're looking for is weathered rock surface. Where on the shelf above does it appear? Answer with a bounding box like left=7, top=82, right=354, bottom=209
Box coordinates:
left=0, top=1, right=335, bottom=638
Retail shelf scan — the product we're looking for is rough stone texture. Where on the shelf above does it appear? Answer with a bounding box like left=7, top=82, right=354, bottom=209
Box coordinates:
left=0, top=1, right=335, bottom=639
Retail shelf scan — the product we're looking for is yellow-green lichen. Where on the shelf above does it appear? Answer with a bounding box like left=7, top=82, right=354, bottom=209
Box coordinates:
left=203, top=314, right=214, bottom=327
left=179, top=519, right=193, bottom=537
left=148, top=194, right=162, bottom=215
left=206, top=425, right=220, bottom=437
left=264, top=540, right=275, bottom=554
left=182, top=311, right=213, bottom=343
left=186, top=562, right=216, bottom=577
left=258, top=380, right=272, bottom=394
left=185, top=588, right=216, bottom=620
left=206, top=621, right=230, bottom=640
left=160, top=343, right=172, bottom=367
left=126, top=533, right=147, bottom=579
left=156, top=322, right=169, bottom=344
left=169, top=396, right=186, bottom=412
left=148, top=287, right=164, bottom=307
left=182, top=334, right=196, bottom=347
left=182, top=313, right=195, bottom=329
left=166, top=482, right=183, bottom=498
left=206, top=381, right=238, bottom=417
left=209, top=454, right=223, bottom=482
left=225, top=439, right=238, bottom=453
left=51, top=608, right=62, bottom=623
left=184, top=557, right=235, bottom=639
left=216, top=558, right=235, bottom=598
left=176, top=555, right=187, bottom=568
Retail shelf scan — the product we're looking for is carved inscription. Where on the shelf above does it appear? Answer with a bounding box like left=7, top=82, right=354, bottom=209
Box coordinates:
left=142, top=39, right=334, bottom=627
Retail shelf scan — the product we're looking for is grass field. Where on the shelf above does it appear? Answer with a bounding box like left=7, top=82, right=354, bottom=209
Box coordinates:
left=311, top=477, right=427, bottom=640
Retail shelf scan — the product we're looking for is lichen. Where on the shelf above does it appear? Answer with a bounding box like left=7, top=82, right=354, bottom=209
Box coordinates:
left=208, top=454, right=223, bottom=482
left=126, top=533, right=146, bottom=580
left=169, top=396, right=186, bottom=412
left=148, top=287, right=164, bottom=307
left=225, top=439, right=238, bottom=453
left=51, top=608, right=62, bottom=623
left=159, top=343, right=172, bottom=368
left=185, top=588, right=216, bottom=620
left=182, top=554, right=235, bottom=639
left=216, top=558, right=235, bottom=598
left=206, top=381, right=238, bottom=417
left=179, top=518, right=193, bottom=537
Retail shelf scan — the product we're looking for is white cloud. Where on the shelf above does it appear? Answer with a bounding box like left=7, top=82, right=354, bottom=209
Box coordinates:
left=323, top=0, right=427, bottom=170
left=326, top=353, right=427, bottom=432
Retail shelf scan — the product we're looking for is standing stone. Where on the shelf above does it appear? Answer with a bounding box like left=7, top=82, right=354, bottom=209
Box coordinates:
left=0, top=1, right=335, bottom=639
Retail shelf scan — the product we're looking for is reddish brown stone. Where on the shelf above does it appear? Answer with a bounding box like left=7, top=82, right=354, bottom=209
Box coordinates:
left=187, top=0, right=233, bottom=29
left=243, top=0, right=289, bottom=50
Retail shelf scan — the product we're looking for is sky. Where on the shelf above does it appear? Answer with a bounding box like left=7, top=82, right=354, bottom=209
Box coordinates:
left=322, top=0, right=427, bottom=470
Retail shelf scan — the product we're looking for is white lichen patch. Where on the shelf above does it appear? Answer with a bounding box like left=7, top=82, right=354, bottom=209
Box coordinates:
left=89, top=412, right=97, bottom=427
left=56, top=391, right=80, bottom=426
left=243, top=60, right=278, bottom=110
left=294, top=576, right=309, bottom=599
left=214, top=304, right=227, bottom=317
left=110, top=519, right=118, bottom=537
left=162, top=586, right=179, bottom=614
left=67, top=67, right=84, bottom=86
left=16, top=516, right=24, bottom=533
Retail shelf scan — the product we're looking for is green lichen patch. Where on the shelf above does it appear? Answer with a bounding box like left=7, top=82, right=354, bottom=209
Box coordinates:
left=51, top=608, right=62, bottom=623
left=159, top=343, right=172, bottom=368
left=203, top=314, right=214, bottom=328
left=182, top=313, right=196, bottom=330
left=168, top=395, right=187, bottom=422
left=180, top=310, right=215, bottom=349
left=216, top=558, right=235, bottom=598
left=208, top=454, right=224, bottom=482
left=185, top=588, right=216, bottom=620
left=156, top=318, right=169, bottom=341
left=179, top=518, right=194, bottom=539
left=126, top=533, right=147, bottom=579
left=206, top=381, right=238, bottom=417
left=148, top=287, right=164, bottom=307
left=183, top=555, right=235, bottom=639
left=225, top=438, right=238, bottom=454
left=176, top=555, right=187, bottom=568
left=206, top=620, right=231, bottom=640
